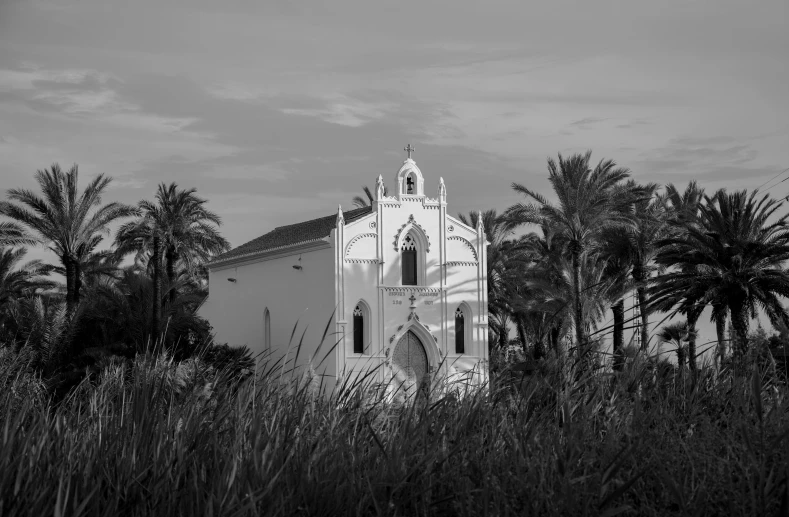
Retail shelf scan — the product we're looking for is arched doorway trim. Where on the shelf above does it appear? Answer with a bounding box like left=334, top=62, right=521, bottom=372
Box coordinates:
left=386, top=315, right=441, bottom=372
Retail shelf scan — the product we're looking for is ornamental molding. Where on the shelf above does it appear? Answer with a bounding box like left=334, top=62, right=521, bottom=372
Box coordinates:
left=445, top=261, right=478, bottom=267
left=393, top=214, right=431, bottom=253
left=345, top=258, right=378, bottom=264
left=344, top=232, right=377, bottom=257
left=445, top=215, right=477, bottom=235
left=447, top=235, right=478, bottom=261
left=388, top=315, right=439, bottom=346
left=379, top=286, right=443, bottom=294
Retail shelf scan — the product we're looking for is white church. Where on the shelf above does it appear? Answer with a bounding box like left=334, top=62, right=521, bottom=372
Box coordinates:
left=199, top=147, right=489, bottom=396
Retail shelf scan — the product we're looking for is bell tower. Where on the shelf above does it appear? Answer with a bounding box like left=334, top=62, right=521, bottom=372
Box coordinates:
left=395, top=144, right=425, bottom=200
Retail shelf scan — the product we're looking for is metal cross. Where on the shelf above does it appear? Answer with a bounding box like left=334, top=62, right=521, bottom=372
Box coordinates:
left=404, top=144, right=415, bottom=159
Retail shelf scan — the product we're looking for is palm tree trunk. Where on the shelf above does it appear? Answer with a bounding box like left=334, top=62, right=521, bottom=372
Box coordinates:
left=687, top=310, right=700, bottom=371
left=550, top=326, right=561, bottom=356
left=516, top=316, right=528, bottom=355
left=63, top=254, right=78, bottom=316
left=151, top=234, right=162, bottom=346
left=715, top=312, right=727, bottom=367
left=166, top=248, right=177, bottom=305
left=572, top=251, right=585, bottom=350
left=499, top=321, right=508, bottom=348
left=677, top=343, right=686, bottom=369
left=729, top=306, right=749, bottom=363
left=632, top=265, right=649, bottom=352
left=637, top=286, right=649, bottom=352
left=612, top=299, right=624, bottom=371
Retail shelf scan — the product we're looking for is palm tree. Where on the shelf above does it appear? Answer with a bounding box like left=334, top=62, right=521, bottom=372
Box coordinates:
left=457, top=210, right=526, bottom=350
left=0, top=222, right=37, bottom=247
left=506, top=151, right=635, bottom=352
left=657, top=321, right=696, bottom=369
left=0, top=248, right=54, bottom=304
left=601, top=181, right=665, bottom=351
left=0, top=248, right=56, bottom=335
left=652, top=181, right=706, bottom=370
left=115, top=197, right=165, bottom=339
left=652, top=189, right=789, bottom=363
left=513, top=227, right=570, bottom=358
left=0, top=164, right=137, bottom=315
left=156, top=184, right=228, bottom=302
left=599, top=252, right=635, bottom=370
left=116, top=183, right=228, bottom=338
left=353, top=185, right=388, bottom=208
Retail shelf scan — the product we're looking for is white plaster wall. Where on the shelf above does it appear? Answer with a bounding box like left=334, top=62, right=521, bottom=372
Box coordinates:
left=337, top=162, right=489, bottom=386
left=200, top=246, right=337, bottom=390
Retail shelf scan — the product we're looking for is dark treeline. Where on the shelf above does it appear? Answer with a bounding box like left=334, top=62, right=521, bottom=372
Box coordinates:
left=3, top=155, right=789, bottom=514
left=0, top=163, right=253, bottom=395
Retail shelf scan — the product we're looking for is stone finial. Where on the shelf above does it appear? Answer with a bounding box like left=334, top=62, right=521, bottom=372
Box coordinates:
left=376, top=174, right=385, bottom=200
left=337, top=205, right=344, bottom=226
left=438, top=177, right=446, bottom=200
left=477, top=210, right=485, bottom=233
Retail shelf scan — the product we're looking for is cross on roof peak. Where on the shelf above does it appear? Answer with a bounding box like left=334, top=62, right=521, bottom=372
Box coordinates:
left=404, top=144, right=415, bottom=159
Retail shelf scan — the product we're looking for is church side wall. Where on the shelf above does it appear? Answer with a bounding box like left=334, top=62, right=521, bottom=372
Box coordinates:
left=200, top=246, right=337, bottom=392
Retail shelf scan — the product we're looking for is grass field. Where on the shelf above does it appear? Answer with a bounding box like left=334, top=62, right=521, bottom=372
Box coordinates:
left=2, top=347, right=788, bottom=517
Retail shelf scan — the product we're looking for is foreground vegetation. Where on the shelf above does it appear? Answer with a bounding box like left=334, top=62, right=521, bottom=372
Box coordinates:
left=3, top=155, right=789, bottom=515
left=2, top=346, right=789, bottom=516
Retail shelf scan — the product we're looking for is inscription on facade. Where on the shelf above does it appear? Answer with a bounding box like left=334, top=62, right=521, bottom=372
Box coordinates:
left=389, top=292, right=406, bottom=296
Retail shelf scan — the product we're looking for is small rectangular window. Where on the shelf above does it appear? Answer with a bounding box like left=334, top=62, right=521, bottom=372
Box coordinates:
left=402, top=249, right=417, bottom=285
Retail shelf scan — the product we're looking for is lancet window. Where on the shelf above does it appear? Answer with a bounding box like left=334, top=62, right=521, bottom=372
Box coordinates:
left=455, top=307, right=465, bottom=354
left=353, top=305, right=364, bottom=354
left=401, top=235, right=418, bottom=286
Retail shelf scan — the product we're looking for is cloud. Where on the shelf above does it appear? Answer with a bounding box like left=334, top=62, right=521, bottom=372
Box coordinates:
left=631, top=135, right=781, bottom=189
left=570, top=117, right=607, bottom=127
left=0, top=65, right=203, bottom=136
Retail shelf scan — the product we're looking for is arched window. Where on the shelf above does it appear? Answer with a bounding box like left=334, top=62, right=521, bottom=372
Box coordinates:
left=264, top=308, right=271, bottom=350
left=406, top=172, right=416, bottom=194
left=401, top=235, right=417, bottom=285
left=455, top=307, right=465, bottom=354
left=353, top=305, right=364, bottom=354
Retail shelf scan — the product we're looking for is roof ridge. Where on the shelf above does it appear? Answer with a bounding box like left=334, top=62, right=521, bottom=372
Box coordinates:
left=210, top=205, right=372, bottom=266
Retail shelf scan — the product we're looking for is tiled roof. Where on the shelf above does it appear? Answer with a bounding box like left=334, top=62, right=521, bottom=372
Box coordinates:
left=210, top=206, right=372, bottom=265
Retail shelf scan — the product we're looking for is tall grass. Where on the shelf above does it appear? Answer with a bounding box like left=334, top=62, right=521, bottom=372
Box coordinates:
left=1, top=346, right=789, bottom=516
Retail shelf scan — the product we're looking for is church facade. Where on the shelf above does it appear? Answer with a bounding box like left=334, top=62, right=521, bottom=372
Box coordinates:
left=200, top=152, right=489, bottom=395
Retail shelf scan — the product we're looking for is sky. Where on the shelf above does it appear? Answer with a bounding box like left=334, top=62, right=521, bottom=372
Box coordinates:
left=1, top=0, right=788, bottom=352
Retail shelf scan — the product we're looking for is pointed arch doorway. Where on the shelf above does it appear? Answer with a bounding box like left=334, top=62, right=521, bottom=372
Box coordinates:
left=392, top=330, right=429, bottom=397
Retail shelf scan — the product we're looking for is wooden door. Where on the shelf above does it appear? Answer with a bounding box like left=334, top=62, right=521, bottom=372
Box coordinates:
left=392, top=331, right=429, bottom=397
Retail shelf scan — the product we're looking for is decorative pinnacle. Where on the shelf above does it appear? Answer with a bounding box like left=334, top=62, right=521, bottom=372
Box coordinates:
left=438, top=177, right=446, bottom=197
left=337, top=205, right=344, bottom=226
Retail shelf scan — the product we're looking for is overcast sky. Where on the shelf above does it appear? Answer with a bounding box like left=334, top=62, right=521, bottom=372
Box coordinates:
left=1, top=0, right=787, bottom=349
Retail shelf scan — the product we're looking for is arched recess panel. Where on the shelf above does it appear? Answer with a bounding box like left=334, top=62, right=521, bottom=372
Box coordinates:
left=446, top=236, right=477, bottom=264
left=345, top=233, right=377, bottom=259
